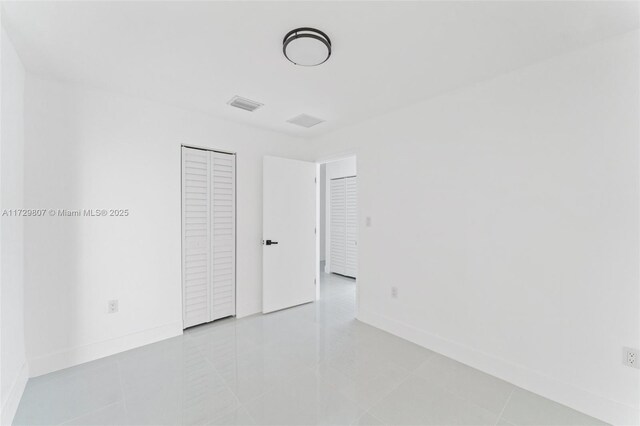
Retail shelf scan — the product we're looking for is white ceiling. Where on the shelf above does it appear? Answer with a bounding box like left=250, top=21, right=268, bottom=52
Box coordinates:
left=3, top=1, right=638, bottom=138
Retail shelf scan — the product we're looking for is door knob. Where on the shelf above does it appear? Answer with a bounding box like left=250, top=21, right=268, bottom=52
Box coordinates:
left=264, top=239, right=279, bottom=246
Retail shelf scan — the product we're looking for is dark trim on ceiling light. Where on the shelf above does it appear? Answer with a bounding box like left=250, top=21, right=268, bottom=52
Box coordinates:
left=283, top=27, right=332, bottom=66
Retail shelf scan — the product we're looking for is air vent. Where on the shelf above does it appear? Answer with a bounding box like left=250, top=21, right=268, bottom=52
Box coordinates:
left=227, top=96, right=263, bottom=112
left=286, top=114, right=325, bottom=128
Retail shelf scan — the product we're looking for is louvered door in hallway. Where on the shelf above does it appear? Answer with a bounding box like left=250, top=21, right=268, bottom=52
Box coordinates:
left=330, top=176, right=357, bottom=278
left=182, top=146, right=236, bottom=329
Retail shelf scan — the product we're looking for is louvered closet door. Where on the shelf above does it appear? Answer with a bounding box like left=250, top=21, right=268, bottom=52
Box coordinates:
left=345, top=177, right=358, bottom=278
left=330, top=178, right=346, bottom=275
left=210, top=152, right=236, bottom=320
left=182, top=147, right=236, bottom=329
left=182, top=147, right=212, bottom=328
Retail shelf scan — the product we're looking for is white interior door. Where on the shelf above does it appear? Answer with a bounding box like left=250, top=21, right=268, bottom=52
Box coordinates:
left=262, top=156, right=316, bottom=313
left=182, top=147, right=236, bottom=329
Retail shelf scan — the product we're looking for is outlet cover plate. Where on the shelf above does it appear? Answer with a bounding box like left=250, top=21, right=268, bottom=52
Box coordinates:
left=623, top=347, right=639, bottom=369
left=108, top=300, right=119, bottom=314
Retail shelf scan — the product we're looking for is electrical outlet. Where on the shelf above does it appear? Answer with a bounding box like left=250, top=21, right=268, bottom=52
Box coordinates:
left=391, top=287, right=398, bottom=298
left=108, top=300, right=119, bottom=314
left=623, top=347, right=639, bottom=369
left=366, top=217, right=372, bottom=227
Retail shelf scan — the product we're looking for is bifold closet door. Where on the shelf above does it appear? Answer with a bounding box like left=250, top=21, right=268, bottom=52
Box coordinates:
left=210, top=152, right=236, bottom=320
left=182, top=147, right=235, bottom=329
left=345, top=176, right=358, bottom=278
left=330, top=178, right=346, bottom=275
left=329, top=176, right=357, bottom=278
left=182, top=148, right=212, bottom=328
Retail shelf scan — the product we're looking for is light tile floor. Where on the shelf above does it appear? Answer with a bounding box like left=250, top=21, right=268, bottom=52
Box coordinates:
left=14, top=272, right=606, bottom=426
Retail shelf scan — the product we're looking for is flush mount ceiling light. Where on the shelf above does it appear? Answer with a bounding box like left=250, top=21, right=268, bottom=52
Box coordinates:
left=283, top=28, right=331, bottom=66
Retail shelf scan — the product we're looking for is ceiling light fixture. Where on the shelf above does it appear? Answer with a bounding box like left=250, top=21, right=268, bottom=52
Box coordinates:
left=283, top=27, right=331, bottom=66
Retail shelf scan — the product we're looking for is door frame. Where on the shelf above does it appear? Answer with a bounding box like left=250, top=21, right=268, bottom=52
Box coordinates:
left=180, top=143, right=237, bottom=329
left=315, top=153, right=359, bottom=317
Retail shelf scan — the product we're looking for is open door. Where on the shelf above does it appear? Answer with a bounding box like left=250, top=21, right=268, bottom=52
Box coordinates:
left=263, top=156, right=316, bottom=313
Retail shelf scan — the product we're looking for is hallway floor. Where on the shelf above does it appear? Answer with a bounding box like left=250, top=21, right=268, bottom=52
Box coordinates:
left=14, top=272, right=605, bottom=425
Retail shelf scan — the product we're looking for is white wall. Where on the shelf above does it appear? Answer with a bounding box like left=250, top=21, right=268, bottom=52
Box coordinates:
left=0, top=26, right=28, bottom=426
left=324, top=157, right=356, bottom=273
left=310, top=31, right=640, bottom=425
left=23, top=76, right=312, bottom=377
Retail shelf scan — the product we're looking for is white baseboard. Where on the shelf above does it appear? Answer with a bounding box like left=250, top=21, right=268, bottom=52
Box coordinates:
left=1, top=361, right=29, bottom=426
left=28, top=322, right=183, bottom=378
left=357, top=308, right=639, bottom=426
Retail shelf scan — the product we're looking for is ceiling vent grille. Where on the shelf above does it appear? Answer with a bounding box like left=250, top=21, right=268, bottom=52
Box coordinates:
left=227, top=96, right=263, bottom=112
left=286, top=114, right=325, bottom=128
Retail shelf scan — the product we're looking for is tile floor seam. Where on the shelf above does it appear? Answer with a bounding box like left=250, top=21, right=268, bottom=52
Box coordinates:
left=53, top=362, right=127, bottom=426
left=115, top=359, right=129, bottom=420
left=239, top=405, right=260, bottom=426
left=361, top=363, right=420, bottom=416
left=172, top=334, right=244, bottom=425
left=442, top=378, right=508, bottom=422
left=211, top=351, right=315, bottom=409
left=494, top=386, right=516, bottom=425
left=57, top=401, right=123, bottom=426
left=414, top=357, right=518, bottom=419
left=381, top=370, right=507, bottom=425
left=368, top=410, right=388, bottom=426
left=199, top=347, right=245, bottom=413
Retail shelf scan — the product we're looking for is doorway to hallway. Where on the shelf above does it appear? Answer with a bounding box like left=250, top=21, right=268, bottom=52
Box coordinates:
left=317, top=156, right=357, bottom=309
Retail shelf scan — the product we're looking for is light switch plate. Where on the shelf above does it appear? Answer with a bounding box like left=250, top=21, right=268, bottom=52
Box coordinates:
left=108, top=300, right=119, bottom=314
left=623, top=347, right=639, bottom=368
